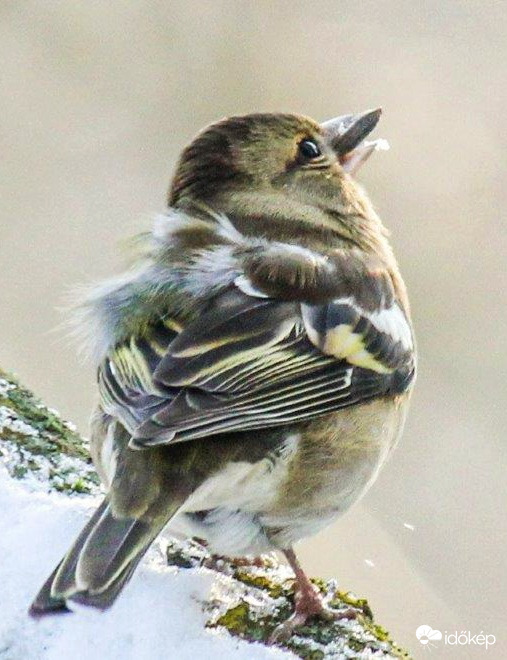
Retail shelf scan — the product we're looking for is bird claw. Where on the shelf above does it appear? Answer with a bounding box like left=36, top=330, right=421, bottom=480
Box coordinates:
left=266, top=547, right=362, bottom=644
left=269, top=611, right=309, bottom=644
left=268, top=599, right=359, bottom=643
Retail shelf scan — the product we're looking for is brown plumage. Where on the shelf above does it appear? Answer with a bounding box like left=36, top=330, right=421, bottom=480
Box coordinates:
left=30, top=109, right=415, bottom=642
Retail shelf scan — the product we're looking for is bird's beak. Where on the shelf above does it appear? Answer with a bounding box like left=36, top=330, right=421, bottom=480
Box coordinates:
left=321, top=108, right=388, bottom=174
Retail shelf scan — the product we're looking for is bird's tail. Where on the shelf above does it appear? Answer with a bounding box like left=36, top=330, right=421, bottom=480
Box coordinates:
left=29, top=497, right=172, bottom=616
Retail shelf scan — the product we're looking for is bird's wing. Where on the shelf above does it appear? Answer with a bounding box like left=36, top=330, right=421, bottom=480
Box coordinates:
left=98, top=285, right=414, bottom=448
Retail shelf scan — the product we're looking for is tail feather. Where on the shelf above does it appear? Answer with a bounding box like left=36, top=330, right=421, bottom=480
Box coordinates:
left=29, top=497, right=172, bottom=616
left=29, top=561, right=70, bottom=616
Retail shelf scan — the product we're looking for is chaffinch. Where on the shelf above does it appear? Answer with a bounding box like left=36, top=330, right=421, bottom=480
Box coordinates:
left=30, top=109, right=415, bottom=641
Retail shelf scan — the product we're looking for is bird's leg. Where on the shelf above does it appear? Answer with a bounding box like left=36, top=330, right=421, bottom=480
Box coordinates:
left=204, top=553, right=265, bottom=571
left=191, top=537, right=264, bottom=571
left=269, top=547, right=358, bottom=643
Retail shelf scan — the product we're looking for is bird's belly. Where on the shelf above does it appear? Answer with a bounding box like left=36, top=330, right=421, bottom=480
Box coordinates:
left=169, top=396, right=407, bottom=555
left=263, top=396, right=408, bottom=548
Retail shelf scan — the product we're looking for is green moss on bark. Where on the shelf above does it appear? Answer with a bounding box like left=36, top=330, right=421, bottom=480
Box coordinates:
left=0, top=369, right=99, bottom=493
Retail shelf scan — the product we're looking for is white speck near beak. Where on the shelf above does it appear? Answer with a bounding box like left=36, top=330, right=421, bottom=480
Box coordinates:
left=341, top=137, right=390, bottom=175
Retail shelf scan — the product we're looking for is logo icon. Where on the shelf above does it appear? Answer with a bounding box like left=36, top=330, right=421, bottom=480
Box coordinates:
left=416, top=625, right=442, bottom=650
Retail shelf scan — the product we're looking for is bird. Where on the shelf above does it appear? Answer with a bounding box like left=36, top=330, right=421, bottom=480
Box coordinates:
left=30, top=109, right=416, bottom=641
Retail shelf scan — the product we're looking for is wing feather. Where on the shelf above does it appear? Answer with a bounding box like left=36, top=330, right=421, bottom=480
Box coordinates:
left=98, top=284, right=414, bottom=448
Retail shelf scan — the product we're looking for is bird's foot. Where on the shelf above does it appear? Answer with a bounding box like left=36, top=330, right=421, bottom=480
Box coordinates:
left=269, top=546, right=359, bottom=644
left=204, top=553, right=265, bottom=572
left=269, top=578, right=358, bottom=643
left=227, top=555, right=266, bottom=568
left=189, top=538, right=268, bottom=572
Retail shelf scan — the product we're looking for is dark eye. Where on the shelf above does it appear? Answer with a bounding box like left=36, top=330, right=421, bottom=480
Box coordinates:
left=298, top=139, right=322, bottom=160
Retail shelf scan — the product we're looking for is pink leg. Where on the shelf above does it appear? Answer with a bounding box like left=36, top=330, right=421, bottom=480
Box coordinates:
left=269, top=548, right=358, bottom=643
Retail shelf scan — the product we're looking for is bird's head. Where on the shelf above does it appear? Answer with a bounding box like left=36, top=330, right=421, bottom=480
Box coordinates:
left=168, top=110, right=387, bottom=249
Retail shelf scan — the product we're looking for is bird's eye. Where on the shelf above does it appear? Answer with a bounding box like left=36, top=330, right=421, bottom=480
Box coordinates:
left=298, top=139, right=322, bottom=160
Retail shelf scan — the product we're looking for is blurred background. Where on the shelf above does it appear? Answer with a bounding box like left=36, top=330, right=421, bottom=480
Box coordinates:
left=1, top=2, right=506, bottom=657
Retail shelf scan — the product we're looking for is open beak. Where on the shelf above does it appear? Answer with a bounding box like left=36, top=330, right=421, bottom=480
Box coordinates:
left=321, top=108, right=388, bottom=174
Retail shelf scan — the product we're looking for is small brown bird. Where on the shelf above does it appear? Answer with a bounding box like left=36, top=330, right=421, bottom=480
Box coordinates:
left=30, top=109, right=415, bottom=641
